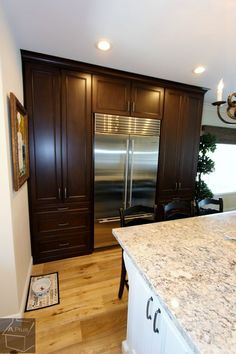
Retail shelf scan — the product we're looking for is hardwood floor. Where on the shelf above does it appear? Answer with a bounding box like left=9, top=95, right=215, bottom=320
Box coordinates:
left=24, top=247, right=128, bottom=354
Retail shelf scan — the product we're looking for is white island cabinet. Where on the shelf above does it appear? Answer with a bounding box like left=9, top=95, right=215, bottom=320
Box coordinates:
left=123, top=252, right=192, bottom=354
left=113, top=212, right=236, bottom=354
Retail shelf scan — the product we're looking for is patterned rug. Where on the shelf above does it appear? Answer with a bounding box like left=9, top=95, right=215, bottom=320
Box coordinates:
left=25, top=272, right=60, bottom=312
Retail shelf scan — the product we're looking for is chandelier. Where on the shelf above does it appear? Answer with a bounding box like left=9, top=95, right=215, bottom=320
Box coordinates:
left=212, top=79, right=236, bottom=124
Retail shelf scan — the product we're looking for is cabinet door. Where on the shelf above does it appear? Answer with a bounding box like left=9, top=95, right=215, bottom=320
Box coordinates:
left=93, top=75, right=131, bottom=115
left=157, top=89, right=184, bottom=199
left=177, top=94, right=203, bottom=199
left=163, top=312, right=191, bottom=354
left=124, top=254, right=153, bottom=354
left=25, top=64, right=62, bottom=206
left=61, top=71, right=92, bottom=203
left=132, top=82, right=164, bottom=119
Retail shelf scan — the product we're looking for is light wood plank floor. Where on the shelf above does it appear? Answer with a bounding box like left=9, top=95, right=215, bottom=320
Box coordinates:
left=24, top=248, right=128, bottom=354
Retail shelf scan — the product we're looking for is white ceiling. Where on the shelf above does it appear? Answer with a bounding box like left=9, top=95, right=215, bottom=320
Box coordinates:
left=2, top=0, right=236, bottom=103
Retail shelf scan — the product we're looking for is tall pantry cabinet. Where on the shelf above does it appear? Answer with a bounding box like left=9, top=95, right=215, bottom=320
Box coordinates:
left=24, top=62, right=93, bottom=263
left=157, top=89, right=204, bottom=202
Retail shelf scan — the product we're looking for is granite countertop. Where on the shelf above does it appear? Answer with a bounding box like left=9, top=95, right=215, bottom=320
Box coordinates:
left=113, top=211, right=236, bottom=354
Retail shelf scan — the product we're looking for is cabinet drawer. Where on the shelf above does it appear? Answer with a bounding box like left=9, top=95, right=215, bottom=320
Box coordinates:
left=34, top=209, right=91, bottom=235
left=33, top=232, right=91, bottom=263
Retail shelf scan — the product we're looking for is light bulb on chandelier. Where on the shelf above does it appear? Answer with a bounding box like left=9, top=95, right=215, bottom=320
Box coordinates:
left=212, top=79, right=236, bottom=124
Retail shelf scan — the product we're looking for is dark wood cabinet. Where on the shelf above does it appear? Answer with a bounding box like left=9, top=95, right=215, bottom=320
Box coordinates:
left=93, top=75, right=130, bottom=115
left=157, top=89, right=203, bottom=202
left=32, top=206, right=91, bottom=262
left=22, top=50, right=206, bottom=257
left=25, top=64, right=62, bottom=207
left=61, top=70, right=92, bottom=203
left=93, top=75, right=164, bottom=119
left=131, top=82, right=164, bottom=119
left=24, top=62, right=93, bottom=263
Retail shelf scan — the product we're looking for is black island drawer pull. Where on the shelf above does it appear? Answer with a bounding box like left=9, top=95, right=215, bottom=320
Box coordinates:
left=59, top=242, right=70, bottom=247
left=153, top=308, right=161, bottom=333
left=58, top=222, right=69, bottom=227
left=146, top=297, right=153, bottom=320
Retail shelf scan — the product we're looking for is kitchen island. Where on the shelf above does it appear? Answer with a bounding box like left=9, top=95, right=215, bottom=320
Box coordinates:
left=113, top=211, right=236, bottom=354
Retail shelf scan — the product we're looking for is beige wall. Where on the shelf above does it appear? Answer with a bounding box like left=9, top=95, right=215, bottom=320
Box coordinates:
left=201, top=102, right=236, bottom=211
left=0, top=4, right=32, bottom=317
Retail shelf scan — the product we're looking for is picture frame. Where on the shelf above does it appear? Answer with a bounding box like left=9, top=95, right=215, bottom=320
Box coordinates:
left=10, top=92, right=29, bottom=191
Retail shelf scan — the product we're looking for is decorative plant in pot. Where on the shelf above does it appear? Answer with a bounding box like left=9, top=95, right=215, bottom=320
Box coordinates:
left=195, top=133, right=216, bottom=201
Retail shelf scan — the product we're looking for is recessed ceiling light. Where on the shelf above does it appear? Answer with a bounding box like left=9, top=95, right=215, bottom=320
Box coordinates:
left=193, top=66, right=206, bottom=74
left=96, top=39, right=111, bottom=51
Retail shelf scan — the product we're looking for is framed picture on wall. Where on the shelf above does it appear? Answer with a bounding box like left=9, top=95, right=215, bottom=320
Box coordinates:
left=10, top=92, right=29, bottom=191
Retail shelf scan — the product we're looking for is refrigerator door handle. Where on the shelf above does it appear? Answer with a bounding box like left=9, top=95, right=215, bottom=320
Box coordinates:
left=124, top=139, right=129, bottom=209
left=129, top=139, right=135, bottom=207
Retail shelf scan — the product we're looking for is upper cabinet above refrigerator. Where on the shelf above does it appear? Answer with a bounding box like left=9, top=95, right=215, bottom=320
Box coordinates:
left=93, top=75, right=164, bottom=119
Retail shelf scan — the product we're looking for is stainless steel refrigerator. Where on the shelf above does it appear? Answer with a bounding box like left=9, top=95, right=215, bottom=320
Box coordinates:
left=94, top=113, right=161, bottom=248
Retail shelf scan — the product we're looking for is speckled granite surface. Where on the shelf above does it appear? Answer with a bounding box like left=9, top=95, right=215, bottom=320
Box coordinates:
left=113, top=211, right=236, bottom=354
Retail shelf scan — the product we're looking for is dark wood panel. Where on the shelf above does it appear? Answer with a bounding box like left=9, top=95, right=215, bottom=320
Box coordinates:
left=62, top=71, right=92, bottom=203
left=33, top=208, right=90, bottom=236
left=178, top=94, right=203, bottom=198
left=33, top=231, right=92, bottom=263
left=25, top=65, right=62, bottom=206
left=93, top=75, right=131, bottom=115
left=157, top=89, right=183, bottom=198
left=132, top=83, right=164, bottom=119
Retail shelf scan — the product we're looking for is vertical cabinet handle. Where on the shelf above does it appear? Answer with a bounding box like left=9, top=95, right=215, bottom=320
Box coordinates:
left=153, top=308, right=161, bottom=333
left=127, top=101, right=130, bottom=111
left=175, top=182, right=182, bottom=190
left=64, top=187, right=67, bottom=199
left=58, top=187, right=61, bottom=200
left=146, top=297, right=153, bottom=320
left=132, top=101, right=135, bottom=112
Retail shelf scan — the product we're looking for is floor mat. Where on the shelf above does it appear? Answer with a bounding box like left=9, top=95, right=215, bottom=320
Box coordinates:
left=25, top=272, right=59, bottom=312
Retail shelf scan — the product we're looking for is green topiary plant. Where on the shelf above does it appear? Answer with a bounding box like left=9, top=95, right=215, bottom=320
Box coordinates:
left=195, top=133, right=216, bottom=200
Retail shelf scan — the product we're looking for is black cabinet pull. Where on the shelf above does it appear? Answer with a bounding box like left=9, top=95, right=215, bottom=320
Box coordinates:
left=153, top=308, right=161, bottom=333
left=58, top=222, right=69, bottom=227
left=59, top=242, right=70, bottom=247
left=146, top=297, right=153, bottom=320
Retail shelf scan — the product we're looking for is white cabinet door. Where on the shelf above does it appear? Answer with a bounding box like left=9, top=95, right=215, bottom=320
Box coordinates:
left=151, top=295, right=165, bottom=353
left=124, top=252, right=193, bottom=354
left=163, top=312, right=191, bottom=354
left=124, top=253, right=153, bottom=354
left=125, top=253, right=163, bottom=354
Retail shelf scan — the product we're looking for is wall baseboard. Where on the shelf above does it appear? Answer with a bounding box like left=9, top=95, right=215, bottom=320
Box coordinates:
left=122, top=340, right=130, bottom=354
left=3, top=256, right=32, bottom=318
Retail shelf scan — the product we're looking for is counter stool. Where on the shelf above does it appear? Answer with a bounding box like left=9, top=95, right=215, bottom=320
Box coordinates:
left=118, top=204, right=157, bottom=299
left=161, top=199, right=195, bottom=220
left=196, top=197, right=223, bottom=216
